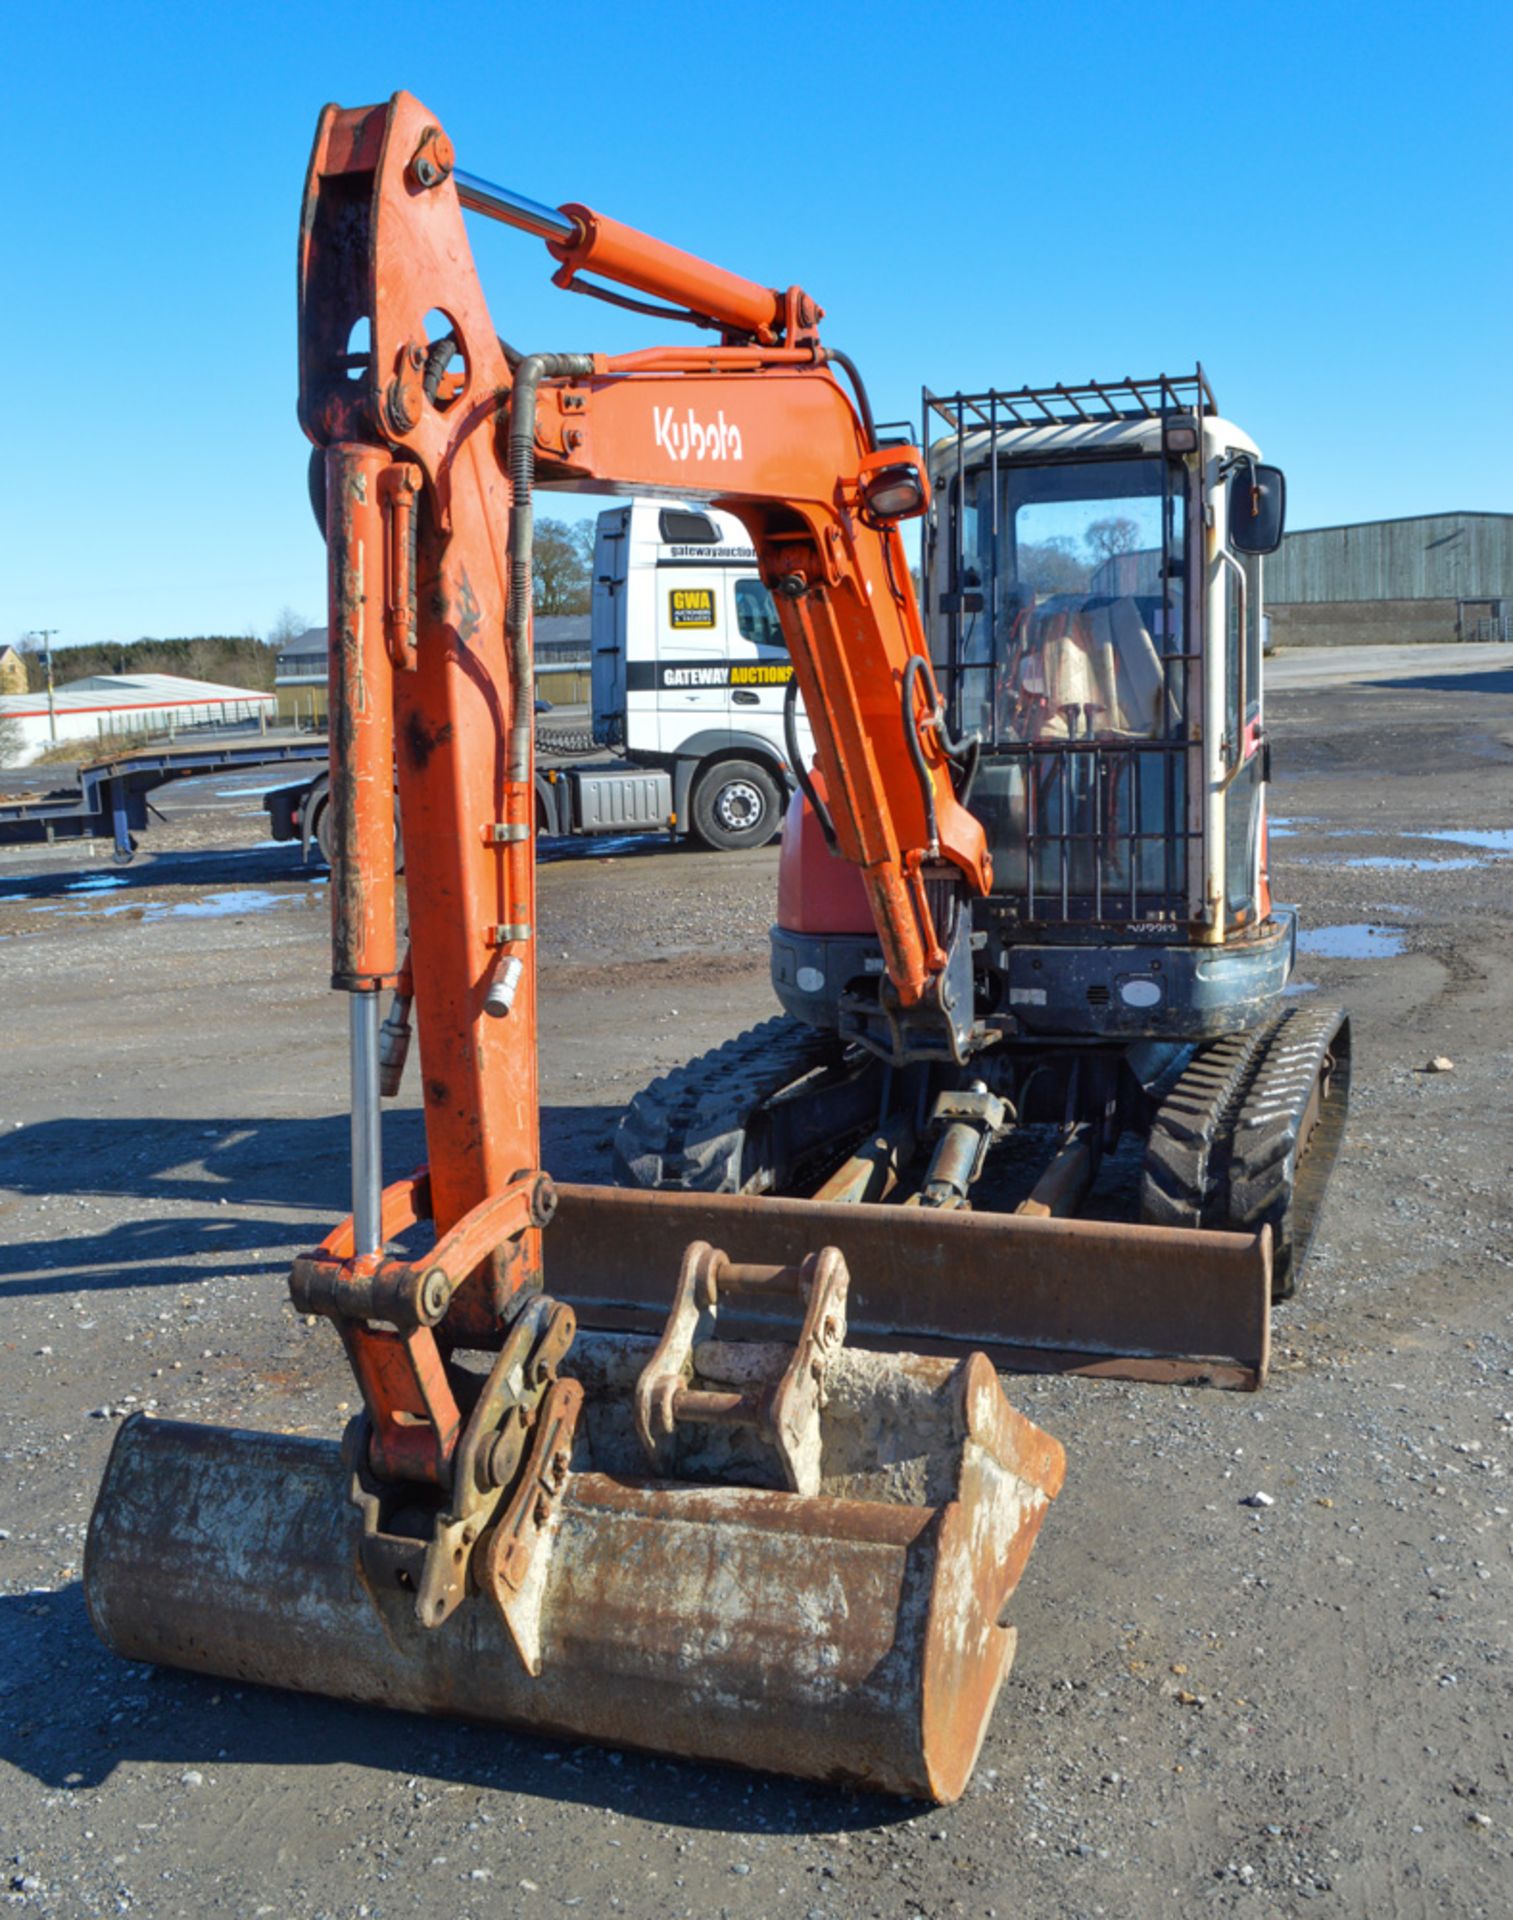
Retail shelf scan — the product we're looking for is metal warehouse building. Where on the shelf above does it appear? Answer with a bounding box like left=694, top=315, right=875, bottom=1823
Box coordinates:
left=1267, top=511, right=1513, bottom=647
left=275, top=616, right=590, bottom=721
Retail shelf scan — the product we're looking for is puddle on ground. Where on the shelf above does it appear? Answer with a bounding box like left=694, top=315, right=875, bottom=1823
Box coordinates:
left=64, top=874, right=130, bottom=893
left=1297, top=923, right=1405, bottom=960
left=539, top=832, right=671, bottom=863
left=1341, top=854, right=1480, bottom=872
left=1409, top=828, right=1513, bottom=854
left=145, top=889, right=301, bottom=921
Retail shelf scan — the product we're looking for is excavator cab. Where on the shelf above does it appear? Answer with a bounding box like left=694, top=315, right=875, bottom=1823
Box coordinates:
left=770, top=376, right=1304, bottom=1037
left=924, top=374, right=1284, bottom=1016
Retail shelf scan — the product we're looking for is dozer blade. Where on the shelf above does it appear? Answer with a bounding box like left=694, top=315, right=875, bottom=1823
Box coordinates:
left=548, top=1184, right=1274, bottom=1389
left=86, top=1310, right=1064, bottom=1802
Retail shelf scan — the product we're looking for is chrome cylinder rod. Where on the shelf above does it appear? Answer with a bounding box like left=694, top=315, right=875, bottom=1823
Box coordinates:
left=349, top=993, right=383, bottom=1257
left=453, top=170, right=577, bottom=246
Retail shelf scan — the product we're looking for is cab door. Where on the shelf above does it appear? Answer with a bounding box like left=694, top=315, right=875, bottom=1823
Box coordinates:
left=1224, top=546, right=1267, bottom=927
left=729, top=575, right=813, bottom=765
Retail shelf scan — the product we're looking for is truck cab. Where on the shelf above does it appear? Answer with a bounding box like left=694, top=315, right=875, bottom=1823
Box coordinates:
left=583, top=501, right=811, bottom=849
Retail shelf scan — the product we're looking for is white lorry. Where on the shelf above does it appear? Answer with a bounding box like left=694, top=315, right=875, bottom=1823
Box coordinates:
left=266, top=500, right=809, bottom=861
left=535, top=500, right=811, bottom=849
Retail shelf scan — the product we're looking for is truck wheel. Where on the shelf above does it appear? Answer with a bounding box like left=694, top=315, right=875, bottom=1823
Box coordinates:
left=690, top=760, right=782, bottom=852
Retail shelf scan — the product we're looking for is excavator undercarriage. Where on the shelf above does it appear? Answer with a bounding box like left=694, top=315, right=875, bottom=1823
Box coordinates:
left=615, top=1000, right=1351, bottom=1304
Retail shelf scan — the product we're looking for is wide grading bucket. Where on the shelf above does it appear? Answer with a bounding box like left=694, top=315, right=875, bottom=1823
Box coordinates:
left=86, top=1299, right=1064, bottom=1802
left=549, top=1184, right=1274, bottom=1389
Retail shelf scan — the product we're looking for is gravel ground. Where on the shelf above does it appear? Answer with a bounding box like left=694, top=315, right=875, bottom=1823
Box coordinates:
left=0, top=653, right=1509, bottom=1919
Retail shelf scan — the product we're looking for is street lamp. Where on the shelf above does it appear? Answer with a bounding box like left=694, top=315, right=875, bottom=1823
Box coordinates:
left=25, top=629, right=58, bottom=743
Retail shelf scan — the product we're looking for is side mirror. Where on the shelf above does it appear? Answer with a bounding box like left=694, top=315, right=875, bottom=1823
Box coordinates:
left=1228, top=461, right=1286, bottom=555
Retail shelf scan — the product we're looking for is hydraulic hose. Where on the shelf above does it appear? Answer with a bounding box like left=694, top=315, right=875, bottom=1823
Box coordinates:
left=784, top=675, right=837, bottom=852
left=951, top=731, right=982, bottom=809
left=824, top=349, right=878, bottom=452
left=901, top=655, right=940, bottom=857
left=901, top=654, right=982, bottom=824
left=505, top=354, right=595, bottom=782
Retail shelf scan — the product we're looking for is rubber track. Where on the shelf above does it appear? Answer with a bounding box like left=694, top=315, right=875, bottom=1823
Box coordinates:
left=1224, top=1005, right=1351, bottom=1301
left=1140, top=1025, right=1273, bottom=1233
left=614, top=1015, right=842, bottom=1194
left=1141, top=1005, right=1351, bottom=1300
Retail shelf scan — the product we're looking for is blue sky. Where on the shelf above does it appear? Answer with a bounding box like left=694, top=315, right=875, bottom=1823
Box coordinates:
left=7, top=0, right=1509, bottom=651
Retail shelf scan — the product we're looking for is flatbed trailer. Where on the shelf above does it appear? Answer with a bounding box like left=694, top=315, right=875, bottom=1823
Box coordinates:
left=0, top=730, right=329, bottom=861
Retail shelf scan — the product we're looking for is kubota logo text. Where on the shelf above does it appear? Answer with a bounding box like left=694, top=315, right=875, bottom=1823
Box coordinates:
left=653, top=406, right=744, bottom=463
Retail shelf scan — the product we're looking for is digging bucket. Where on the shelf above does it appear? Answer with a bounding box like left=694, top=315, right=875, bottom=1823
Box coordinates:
left=85, top=1265, right=1065, bottom=1803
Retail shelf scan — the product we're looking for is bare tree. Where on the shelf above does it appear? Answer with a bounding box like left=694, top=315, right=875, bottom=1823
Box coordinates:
left=533, top=519, right=596, bottom=616
left=1020, top=537, right=1091, bottom=595
left=268, top=607, right=310, bottom=650
left=1084, top=517, right=1141, bottom=562
left=0, top=712, right=27, bottom=767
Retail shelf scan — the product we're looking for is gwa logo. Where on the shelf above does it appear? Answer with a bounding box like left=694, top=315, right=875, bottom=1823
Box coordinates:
left=652, top=406, right=744, bottom=463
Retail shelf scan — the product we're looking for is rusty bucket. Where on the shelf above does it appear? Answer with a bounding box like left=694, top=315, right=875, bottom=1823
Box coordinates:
left=85, top=1246, right=1064, bottom=1802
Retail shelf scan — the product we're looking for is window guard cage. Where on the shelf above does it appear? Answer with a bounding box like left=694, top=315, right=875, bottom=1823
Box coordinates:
left=922, top=370, right=1211, bottom=928
left=924, top=367, right=1217, bottom=437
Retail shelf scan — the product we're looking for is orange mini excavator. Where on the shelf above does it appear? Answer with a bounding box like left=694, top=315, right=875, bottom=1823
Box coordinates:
left=85, top=92, right=1289, bottom=1801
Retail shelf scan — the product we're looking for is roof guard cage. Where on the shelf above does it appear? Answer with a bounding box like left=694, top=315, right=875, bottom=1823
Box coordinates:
left=925, top=366, right=1217, bottom=436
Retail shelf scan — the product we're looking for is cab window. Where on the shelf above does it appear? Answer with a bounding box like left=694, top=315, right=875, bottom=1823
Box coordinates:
left=1225, top=550, right=1262, bottom=733
left=735, top=578, right=784, bottom=650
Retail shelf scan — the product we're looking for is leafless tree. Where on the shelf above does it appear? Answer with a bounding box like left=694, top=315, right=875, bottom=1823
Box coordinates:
left=1020, top=537, right=1092, bottom=594
left=1084, top=517, right=1141, bottom=562
left=268, top=607, right=310, bottom=650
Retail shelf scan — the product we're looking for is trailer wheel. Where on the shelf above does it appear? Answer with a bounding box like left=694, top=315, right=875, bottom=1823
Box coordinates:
left=312, top=796, right=405, bottom=873
left=690, top=760, right=782, bottom=852
left=313, top=796, right=335, bottom=869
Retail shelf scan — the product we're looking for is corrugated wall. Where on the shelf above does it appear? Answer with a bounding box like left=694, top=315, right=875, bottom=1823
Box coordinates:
left=1268, top=514, right=1513, bottom=604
